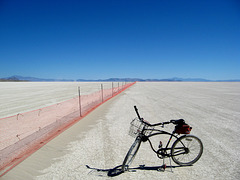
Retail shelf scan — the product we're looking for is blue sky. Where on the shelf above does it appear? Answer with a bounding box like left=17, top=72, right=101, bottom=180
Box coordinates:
left=0, top=0, right=240, bottom=80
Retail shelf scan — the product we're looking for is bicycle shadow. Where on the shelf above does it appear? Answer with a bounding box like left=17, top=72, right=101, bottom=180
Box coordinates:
left=86, top=164, right=191, bottom=177
left=86, top=165, right=123, bottom=177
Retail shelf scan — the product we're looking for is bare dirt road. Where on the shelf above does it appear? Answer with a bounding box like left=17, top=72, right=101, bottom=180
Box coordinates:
left=2, top=82, right=240, bottom=180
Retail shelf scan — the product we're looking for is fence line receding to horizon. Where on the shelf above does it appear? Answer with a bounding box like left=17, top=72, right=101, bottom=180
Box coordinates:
left=0, top=81, right=136, bottom=176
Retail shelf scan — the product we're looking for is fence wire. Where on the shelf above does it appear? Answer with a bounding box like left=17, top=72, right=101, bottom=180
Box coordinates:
left=0, top=82, right=135, bottom=176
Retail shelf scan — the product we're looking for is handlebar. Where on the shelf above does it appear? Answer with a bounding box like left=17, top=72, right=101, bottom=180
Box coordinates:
left=134, top=105, right=185, bottom=127
left=134, top=106, right=141, bottom=120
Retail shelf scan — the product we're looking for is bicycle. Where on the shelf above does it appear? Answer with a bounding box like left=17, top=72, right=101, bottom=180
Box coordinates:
left=121, top=106, right=203, bottom=172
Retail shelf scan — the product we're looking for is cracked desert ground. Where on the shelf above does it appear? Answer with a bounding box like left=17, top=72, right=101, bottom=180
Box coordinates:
left=1, top=82, right=240, bottom=180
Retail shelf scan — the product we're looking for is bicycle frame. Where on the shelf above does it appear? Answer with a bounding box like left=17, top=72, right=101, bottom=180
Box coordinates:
left=140, top=127, right=185, bottom=158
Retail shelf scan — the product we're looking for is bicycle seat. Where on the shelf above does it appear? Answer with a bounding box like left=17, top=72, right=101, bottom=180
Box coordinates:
left=170, top=119, right=185, bottom=125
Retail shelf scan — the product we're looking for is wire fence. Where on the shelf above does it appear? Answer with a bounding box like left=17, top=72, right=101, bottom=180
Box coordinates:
left=0, top=81, right=135, bottom=176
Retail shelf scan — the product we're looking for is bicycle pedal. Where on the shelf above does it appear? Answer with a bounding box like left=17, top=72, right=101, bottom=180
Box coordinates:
left=157, top=164, right=165, bottom=172
left=157, top=167, right=165, bottom=172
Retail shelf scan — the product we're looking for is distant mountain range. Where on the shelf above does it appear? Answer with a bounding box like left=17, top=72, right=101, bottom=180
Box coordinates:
left=0, top=75, right=240, bottom=82
left=0, top=75, right=75, bottom=82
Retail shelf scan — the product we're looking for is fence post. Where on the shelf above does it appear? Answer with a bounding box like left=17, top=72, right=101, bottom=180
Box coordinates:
left=112, top=82, right=113, bottom=97
left=78, top=86, right=82, bottom=117
left=101, top=84, right=104, bottom=102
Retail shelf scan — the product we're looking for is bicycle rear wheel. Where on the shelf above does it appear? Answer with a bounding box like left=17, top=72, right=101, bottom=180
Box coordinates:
left=171, top=135, right=203, bottom=166
left=121, top=137, right=141, bottom=172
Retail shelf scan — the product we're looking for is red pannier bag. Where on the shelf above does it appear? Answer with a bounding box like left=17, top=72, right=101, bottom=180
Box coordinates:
left=175, top=124, right=192, bottom=134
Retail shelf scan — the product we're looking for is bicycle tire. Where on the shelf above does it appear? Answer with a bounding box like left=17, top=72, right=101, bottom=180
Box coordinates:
left=171, top=135, right=203, bottom=166
left=121, top=137, right=141, bottom=172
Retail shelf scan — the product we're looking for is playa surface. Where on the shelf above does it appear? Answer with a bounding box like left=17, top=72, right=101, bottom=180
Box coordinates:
left=2, top=82, right=240, bottom=180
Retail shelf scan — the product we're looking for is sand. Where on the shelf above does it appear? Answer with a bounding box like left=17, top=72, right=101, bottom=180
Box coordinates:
left=1, top=82, right=240, bottom=180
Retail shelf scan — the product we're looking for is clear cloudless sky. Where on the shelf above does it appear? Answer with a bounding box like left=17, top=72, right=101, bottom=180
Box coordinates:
left=0, top=0, right=240, bottom=80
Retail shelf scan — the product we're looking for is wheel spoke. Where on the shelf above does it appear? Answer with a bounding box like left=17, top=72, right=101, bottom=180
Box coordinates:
left=171, top=135, right=203, bottom=166
left=122, top=138, right=141, bottom=171
left=172, top=147, right=186, bottom=156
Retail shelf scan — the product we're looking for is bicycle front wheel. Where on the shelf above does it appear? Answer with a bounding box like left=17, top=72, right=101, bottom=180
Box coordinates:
left=121, top=137, right=141, bottom=172
left=171, top=135, right=203, bottom=166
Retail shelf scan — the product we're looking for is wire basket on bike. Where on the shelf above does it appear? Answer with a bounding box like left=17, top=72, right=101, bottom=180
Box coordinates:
left=129, top=117, right=152, bottom=138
